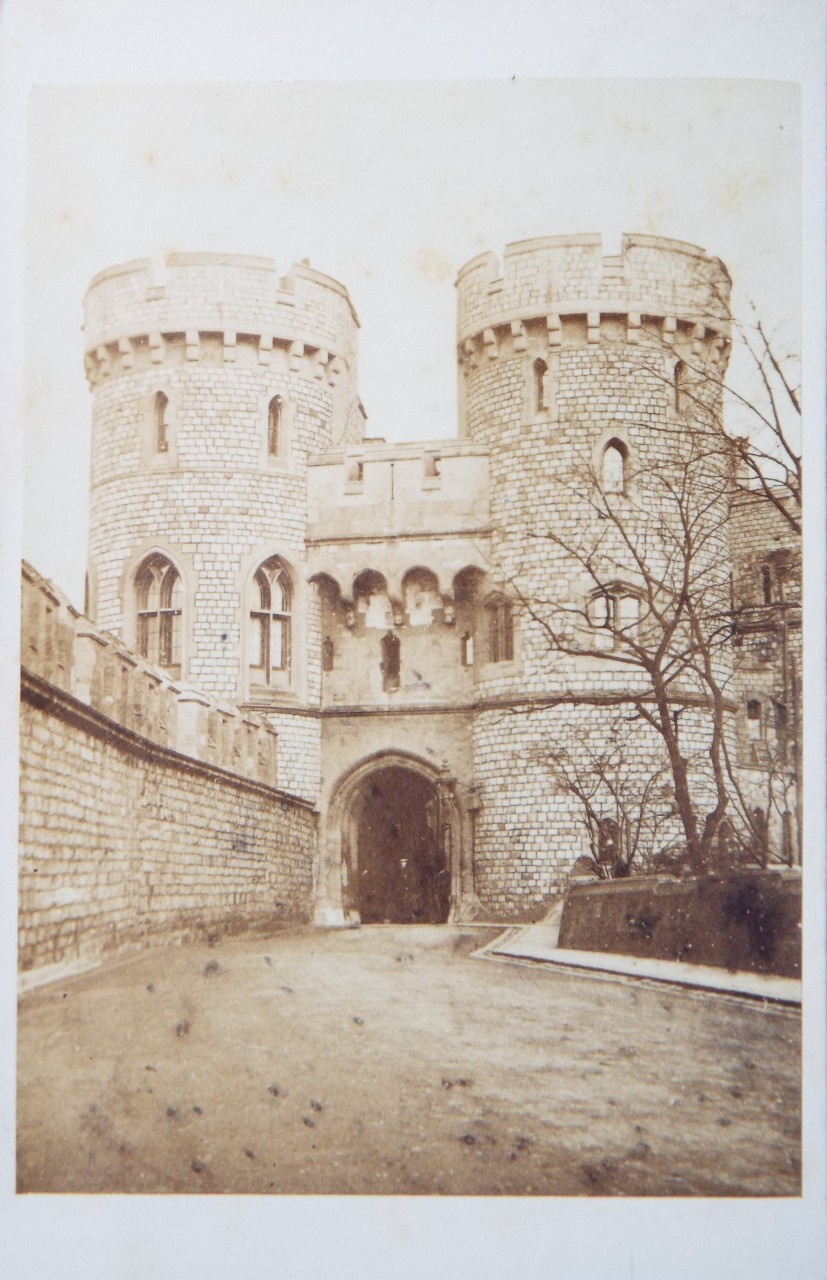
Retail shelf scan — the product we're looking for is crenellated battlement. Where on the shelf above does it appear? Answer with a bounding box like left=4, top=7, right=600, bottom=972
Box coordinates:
left=83, top=252, right=359, bottom=388
left=455, top=232, right=731, bottom=354
left=21, top=562, right=279, bottom=788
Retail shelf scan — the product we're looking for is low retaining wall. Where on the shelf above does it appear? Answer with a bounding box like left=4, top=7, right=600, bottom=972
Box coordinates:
left=557, top=872, right=801, bottom=978
left=19, top=671, right=317, bottom=975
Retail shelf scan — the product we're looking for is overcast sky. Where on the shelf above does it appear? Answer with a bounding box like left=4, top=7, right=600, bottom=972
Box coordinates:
left=22, top=78, right=800, bottom=605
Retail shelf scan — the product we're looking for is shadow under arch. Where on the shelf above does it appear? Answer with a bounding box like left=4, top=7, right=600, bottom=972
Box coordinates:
left=318, top=750, right=462, bottom=927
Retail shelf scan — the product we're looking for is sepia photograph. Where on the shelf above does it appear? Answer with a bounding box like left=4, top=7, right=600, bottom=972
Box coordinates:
left=2, top=4, right=825, bottom=1278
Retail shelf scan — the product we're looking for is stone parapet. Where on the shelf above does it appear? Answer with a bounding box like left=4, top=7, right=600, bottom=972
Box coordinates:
left=456, top=232, right=731, bottom=356
left=21, top=562, right=278, bottom=788
left=83, top=253, right=359, bottom=387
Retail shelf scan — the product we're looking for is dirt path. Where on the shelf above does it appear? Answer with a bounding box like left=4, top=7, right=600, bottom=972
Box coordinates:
left=17, top=924, right=800, bottom=1195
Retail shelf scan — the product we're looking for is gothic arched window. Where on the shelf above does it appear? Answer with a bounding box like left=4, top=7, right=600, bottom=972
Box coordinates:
left=601, top=440, right=627, bottom=494
left=155, top=392, right=169, bottom=453
left=587, top=586, right=640, bottom=644
left=249, top=557, right=292, bottom=685
left=135, top=554, right=182, bottom=676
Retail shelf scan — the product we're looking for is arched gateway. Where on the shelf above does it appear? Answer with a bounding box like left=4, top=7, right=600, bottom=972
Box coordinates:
left=320, top=752, right=462, bottom=926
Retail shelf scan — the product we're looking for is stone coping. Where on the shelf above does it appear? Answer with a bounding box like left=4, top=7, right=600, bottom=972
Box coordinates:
left=475, top=926, right=802, bottom=1005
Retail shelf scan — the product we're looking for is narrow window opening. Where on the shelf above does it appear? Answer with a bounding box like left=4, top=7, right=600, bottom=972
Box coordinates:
left=674, top=360, right=686, bottom=412
left=460, top=631, right=474, bottom=667
left=487, top=599, right=513, bottom=663
left=267, top=397, right=282, bottom=457
left=380, top=631, right=401, bottom=691
left=155, top=392, right=169, bottom=453
left=322, top=636, right=334, bottom=672
left=249, top=557, right=292, bottom=686
left=601, top=440, right=627, bottom=494
left=761, top=565, right=773, bottom=604
left=534, top=358, right=548, bottom=413
left=746, top=699, right=762, bottom=740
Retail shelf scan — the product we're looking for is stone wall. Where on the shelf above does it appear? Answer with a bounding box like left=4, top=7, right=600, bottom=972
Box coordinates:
left=558, top=871, right=801, bottom=978
left=19, top=564, right=317, bottom=976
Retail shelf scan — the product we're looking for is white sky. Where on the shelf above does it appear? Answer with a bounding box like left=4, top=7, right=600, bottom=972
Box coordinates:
left=22, top=78, right=800, bottom=606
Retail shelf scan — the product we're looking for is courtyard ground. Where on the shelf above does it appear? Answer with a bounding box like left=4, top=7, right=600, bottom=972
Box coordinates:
left=16, top=924, right=800, bottom=1196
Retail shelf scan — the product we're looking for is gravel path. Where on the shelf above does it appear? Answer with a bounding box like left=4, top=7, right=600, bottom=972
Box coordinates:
left=17, top=924, right=800, bottom=1195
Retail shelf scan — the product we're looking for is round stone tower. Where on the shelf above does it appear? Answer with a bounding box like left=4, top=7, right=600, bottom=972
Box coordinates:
left=84, top=252, right=362, bottom=799
left=455, top=233, right=734, bottom=916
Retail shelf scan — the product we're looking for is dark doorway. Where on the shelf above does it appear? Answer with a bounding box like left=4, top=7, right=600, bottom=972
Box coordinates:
left=356, top=766, right=449, bottom=924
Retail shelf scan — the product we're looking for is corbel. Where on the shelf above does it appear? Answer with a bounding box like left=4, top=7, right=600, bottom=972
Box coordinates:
left=117, top=337, right=134, bottom=370
left=626, top=312, right=641, bottom=345
left=289, top=340, right=305, bottom=372
left=587, top=312, right=601, bottom=345
left=511, top=320, right=527, bottom=352
left=148, top=331, right=164, bottom=365
left=547, top=314, right=562, bottom=348
left=95, top=345, right=112, bottom=377
left=185, top=330, right=200, bottom=362
left=258, top=333, right=274, bottom=367
left=483, top=328, right=499, bottom=359
left=223, top=330, right=237, bottom=363
left=691, top=323, right=706, bottom=357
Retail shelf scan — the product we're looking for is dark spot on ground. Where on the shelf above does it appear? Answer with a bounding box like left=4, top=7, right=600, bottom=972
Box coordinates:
left=264, top=957, right=272, bottom=966
left=191, top=1160, right=204, bottom=1174
left=144, top=1064, right=156, bottom=1072
left=244, top=1148, right=255, bottom=1160
left=203, top=961, right=219, bottom=977
left=629, top=1141, right=650, bottom=1159
left=193, top=1106, right=202, bottom=1115
left=146, top=984, right=155, bottom=993
left=166, top=1107, right=177, bottom=1118
left=717, top=1117, right=733, bottom=1126
left=303, top=1117, right=315, bottom=1128
left=729, top=1086, right=744, bottom=1098
left=310, top=1100, right=322, bottom=1112
left=175, top=1020, right=189, bottom=1038
left=280, top=986, right=293, bottom=994
left=267, top=1085, right=282, bottom=1097
left=459, top=1133, right=476, bottom=1145
left=514, top=1136, right=531, bottom=1151
left=352, top=1016, right=364, bottom=1025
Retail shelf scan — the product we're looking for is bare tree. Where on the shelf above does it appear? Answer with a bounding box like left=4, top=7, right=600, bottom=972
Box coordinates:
left=511, top=430, right=734, bottom=872
left=534, top=718, right=675, bottom=879
left=501, top=304, right=801, bottom=877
